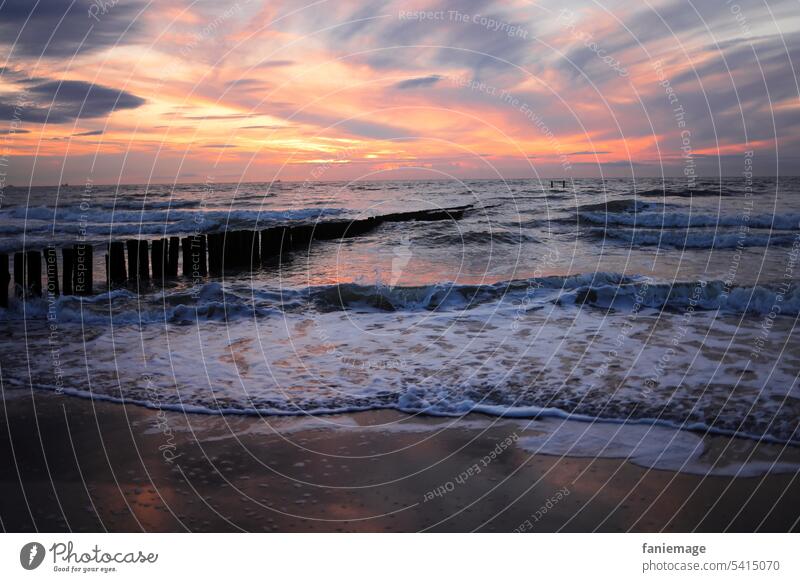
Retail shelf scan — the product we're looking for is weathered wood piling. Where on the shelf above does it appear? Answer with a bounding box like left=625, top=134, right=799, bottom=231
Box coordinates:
left=137, top=240, right=149, bottom=280
left=168, top=236, right=179, bottom=277
left=0, top=204, right=471, bottom=304
left=108, top=242, right=127, bottom=286
left=13, top=252, right=24, bottom=298
left=27, top=250, right=42, bottom=297
left=151, top=239, right=165, bottom=282
left=0, top=254, right=9, bottom=307
left=45, top=246, right=59, bottom=296
left=74, top=244, right=92, bottom=295
left=62, top=248, right=74, bottom=295
left=207, top=233, right=223, bottom=276
left=126, top=240, right=139, bottom=282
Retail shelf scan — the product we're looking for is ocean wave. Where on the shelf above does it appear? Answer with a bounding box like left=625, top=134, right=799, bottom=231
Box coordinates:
left=637, top=187, right=740, bottom=197
left=580, top=211, right=800, bottom=230
left=0, top=207, right=350, bottom=250
left=3, top=273, right=799, bottom=323
left=1, top=205, right=347, bottom=227
left=427, top=230, right=539, bottom=246
left=598, top=228, right=800, bottom=248
left=561, top=278, right=800, bottom=315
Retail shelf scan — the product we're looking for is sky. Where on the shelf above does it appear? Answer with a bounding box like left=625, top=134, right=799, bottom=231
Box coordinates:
left=1, top=0, right=799, bottom=185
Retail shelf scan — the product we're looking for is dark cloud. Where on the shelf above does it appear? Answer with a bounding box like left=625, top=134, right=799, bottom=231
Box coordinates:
left=73, top=129, right=104, bottom=136
left=0, top=0, right=147, bottom=58
left=394, top=75, right=443, bottom=89
left=0, top=128, right=30, bottom=134
left=0, top=80, right=145, bottom=123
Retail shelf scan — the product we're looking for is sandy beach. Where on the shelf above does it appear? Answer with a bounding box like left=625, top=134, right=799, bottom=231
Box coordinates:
left=2, top=388, right=798, bottom=533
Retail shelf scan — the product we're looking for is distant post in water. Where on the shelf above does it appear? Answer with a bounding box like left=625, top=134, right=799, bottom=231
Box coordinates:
left=0, top=253, right=9, bottom=307
left=74, top=244, right=93, bottom=296
left=62, top=248, right=74, bottom=295
left=108, top=241, right=127, bottom=286
left=45, top=246, right=59, bottom=297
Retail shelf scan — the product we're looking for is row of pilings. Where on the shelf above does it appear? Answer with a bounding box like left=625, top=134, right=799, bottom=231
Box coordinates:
left=0, top=205, right=471, bottom=307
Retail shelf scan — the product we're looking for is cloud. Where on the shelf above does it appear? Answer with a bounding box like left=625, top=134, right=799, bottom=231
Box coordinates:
left=255, top=60, right=295, bottom=68
left=239, top=124, right=293, bottom=129
left=394, top=75, right=443, bottom=89
left=182, top=113, right=258, bottom=120
left=73, top=129, right=104, bottom=136
left=270, top=106, right=416, bottom=140
left=0, top=80, right=145, bottom=123
left=0, top=0, right=147, bottom=58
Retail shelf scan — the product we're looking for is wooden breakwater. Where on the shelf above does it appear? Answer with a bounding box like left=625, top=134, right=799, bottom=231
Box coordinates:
left=0, top=205, right=471, bottom=306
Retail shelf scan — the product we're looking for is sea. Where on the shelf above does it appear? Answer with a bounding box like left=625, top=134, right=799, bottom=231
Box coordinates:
left=2, top=177, right=799, bottom=475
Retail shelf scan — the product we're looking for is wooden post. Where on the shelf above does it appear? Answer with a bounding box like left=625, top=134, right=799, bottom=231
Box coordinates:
left=261, top=227, right=288, bottom=258
left=242, top=230, right=258, bottom=269
left=26, top=251, right=42, bottom=297
left=196, top=235, right=207, bottom=276
left=45, top=246, right=59, bottom=297
left=550, top=180, right=553, bottom=189
left=137, top=240, right=150, bottom=280
left=223, top=230, right=241, bottom=270
left=208, top=233, right=223, bottom=276
left=126, top=240, right=139, bottom=282
left=74, top=244, right=93, bottom=295
left=562, top=180, right=566, bottom=189
left=223, top=230, right=245, bottom=270
left=62, top=248, right=74, bottom=295
left=181, top=237, right=191, bottom=277
left=0, top=253, right=9, bottom=307
left=168, top=236, right=180, bottom=277
left=13, top=252, right=24, bottom=298
left=108, top=241, right=127, bottom=286
left=260, top=228, right=271, bottom=260
left=151, top=239, right=165, bottom=283
left=290, top=225, right=313, bottom=250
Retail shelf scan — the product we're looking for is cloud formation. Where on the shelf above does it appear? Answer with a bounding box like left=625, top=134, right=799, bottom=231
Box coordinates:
left=0, top=0, right=147, bottom=58
left=0, top=80, right=145, bottom=123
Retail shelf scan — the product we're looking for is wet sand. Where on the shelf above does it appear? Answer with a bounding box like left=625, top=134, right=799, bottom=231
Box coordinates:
left=1, top=388, right=798, bottom=532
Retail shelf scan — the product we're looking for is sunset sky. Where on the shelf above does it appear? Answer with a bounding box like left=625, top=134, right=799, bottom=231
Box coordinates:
left=1, top=0, right=799, bottom=185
